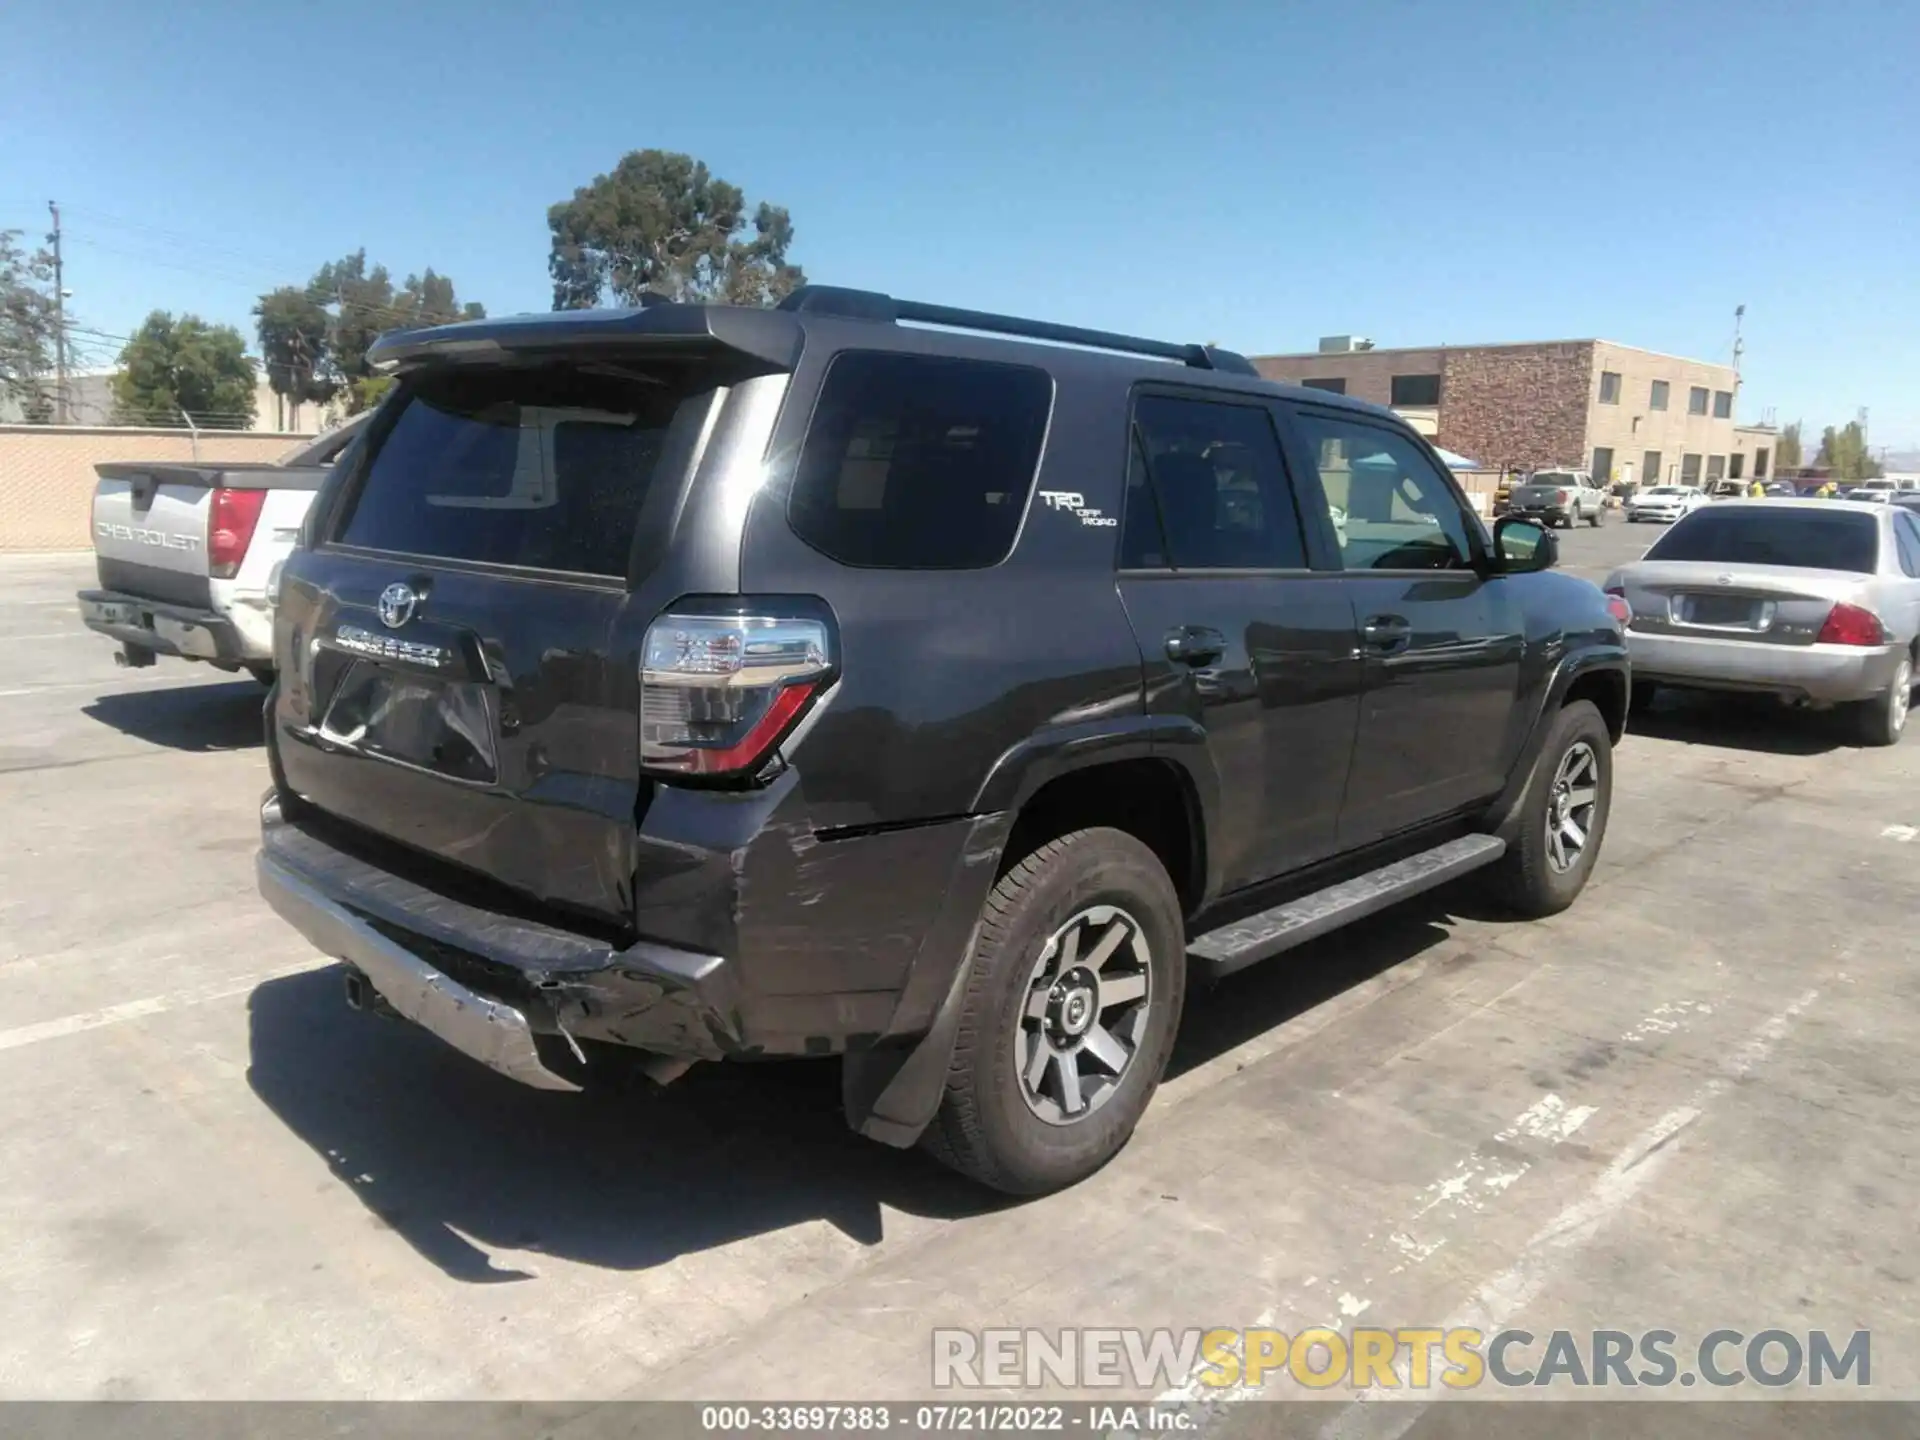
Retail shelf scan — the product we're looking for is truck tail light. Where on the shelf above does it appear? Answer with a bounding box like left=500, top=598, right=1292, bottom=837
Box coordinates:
left=209, top=487, right=267, bottom=579
left=1556, top=489, right=1571, bottom=505
left=1816, top=601, right=1885, bottom=647
left=640, top=607, right=834, bottom=779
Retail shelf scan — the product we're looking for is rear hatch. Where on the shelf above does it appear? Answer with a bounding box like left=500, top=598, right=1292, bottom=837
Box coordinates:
left=1619, top=508, right=1883, bottom=644
left=269, top=350, right=779, bottom=931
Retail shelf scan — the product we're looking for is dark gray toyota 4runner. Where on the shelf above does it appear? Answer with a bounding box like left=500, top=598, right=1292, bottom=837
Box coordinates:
left=257, top=287, right=1629, bottom=1193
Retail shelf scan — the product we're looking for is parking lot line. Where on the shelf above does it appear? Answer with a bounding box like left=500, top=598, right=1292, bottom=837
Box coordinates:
left=0, top=959, right=322, bottom=1054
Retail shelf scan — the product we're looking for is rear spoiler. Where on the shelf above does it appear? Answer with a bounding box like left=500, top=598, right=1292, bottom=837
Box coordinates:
left=366, top=302, right=806, bottom=374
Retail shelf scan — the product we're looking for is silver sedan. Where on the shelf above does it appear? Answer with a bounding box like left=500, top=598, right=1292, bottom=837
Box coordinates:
left=1604, top=499, right=1920, bottom=745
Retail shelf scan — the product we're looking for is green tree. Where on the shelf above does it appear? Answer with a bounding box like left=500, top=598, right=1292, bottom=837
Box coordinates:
left=1776, top=421, right=1802, bottom=471
left=547, top=149, right=804, bottom=310
left=1, top=229, right=59, bottom=420
left=1815, top=421, right=1882, bottom=482
left=254, top=286, right=335, bottom=429
left=111, top=312, right=257, bottom=428
left=303, top=251, right=484, bottom=412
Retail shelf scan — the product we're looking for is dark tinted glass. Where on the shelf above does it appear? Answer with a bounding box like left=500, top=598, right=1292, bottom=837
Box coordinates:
left=1131, top=395, right=1306, bottom=569
left=335, top=364, right=692, bottom=575
left=1646, top=508, right=1880, bottom=574
left=1390, top=373, right=1441, bottom=407
left=1119, top=431, right=1171, bottom=568
left=1895, top=512, right=1920, bottom=578
left=788, top=352, right=1052, bottom=569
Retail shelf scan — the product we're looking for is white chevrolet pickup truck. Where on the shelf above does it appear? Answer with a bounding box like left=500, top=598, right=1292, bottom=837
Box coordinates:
left=78, top=416, right=367, bottom=682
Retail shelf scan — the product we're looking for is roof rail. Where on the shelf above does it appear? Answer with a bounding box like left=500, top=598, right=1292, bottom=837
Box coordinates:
left=777, top=285, right=1258, bottom=376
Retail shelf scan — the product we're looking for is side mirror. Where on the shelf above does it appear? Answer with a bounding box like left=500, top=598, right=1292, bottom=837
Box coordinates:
left=1493, top=516, right=1556, bottom=573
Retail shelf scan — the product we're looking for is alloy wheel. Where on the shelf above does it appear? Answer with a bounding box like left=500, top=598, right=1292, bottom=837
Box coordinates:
left=1544, top=741, right=1601, bottom=874
left=1014, top=905, right=1153, bottom=1126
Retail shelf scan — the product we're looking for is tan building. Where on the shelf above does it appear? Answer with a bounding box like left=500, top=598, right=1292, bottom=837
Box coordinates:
left=1253, top=337, right=1767, bottom=490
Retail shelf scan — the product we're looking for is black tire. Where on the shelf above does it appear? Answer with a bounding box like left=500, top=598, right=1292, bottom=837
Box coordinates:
left=1587, top=506, right=1603, bottom=527
left=1484, top=700, right=1613, bottom=919
left=921, top=828, right=1186, bottom=1195
left=1849, top=654, right=1912, bottom=747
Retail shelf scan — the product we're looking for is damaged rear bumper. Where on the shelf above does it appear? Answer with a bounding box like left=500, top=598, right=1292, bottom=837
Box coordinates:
left=256, top=796, right=744, bottom=1088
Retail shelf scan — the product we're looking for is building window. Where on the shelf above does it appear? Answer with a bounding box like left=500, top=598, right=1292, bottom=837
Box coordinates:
left=1643, top=450, right=1662, bottom=485
left=1755, top=448, right=1769, bottom=478
left=1688, top=386, right=1709, bottom=415
left=1389, top=373, right=1441, bottom=407
left=1592, top=447, right=1614, bottom=483
left=1650, top=380, right=1670, bottom=411
left=1712, top=390, right=1733, bottom=419
left=1598, top=371, right=1622, bottom=405
left=1706, top=455, right=1726, bottom=481
left=1302, top=378, right=1347, bottom=394
left=1729, top=454, right=1745, bottom=480
left=1681, top=454, right=1702, bottom=483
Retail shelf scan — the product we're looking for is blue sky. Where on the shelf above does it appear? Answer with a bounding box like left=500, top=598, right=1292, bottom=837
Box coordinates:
left=4, top=0, right=1916, bottom=446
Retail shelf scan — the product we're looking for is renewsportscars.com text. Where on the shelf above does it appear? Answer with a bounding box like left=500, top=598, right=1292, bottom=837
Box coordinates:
left=932, top=1326, right=1871, bottom=1391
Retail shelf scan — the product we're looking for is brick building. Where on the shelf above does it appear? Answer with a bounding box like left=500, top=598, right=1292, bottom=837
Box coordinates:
left=1252, top=337, right=1770, bottom=490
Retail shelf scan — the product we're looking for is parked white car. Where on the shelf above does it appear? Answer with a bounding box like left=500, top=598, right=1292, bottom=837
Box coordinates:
left=78, top=416, right=368, bottom=681
left=1625, top=484, right=1710, bottom=523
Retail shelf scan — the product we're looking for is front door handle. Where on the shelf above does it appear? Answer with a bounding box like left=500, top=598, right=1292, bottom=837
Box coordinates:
left=1361, top=614, right=1412, bottom=654
left=1164, top=625, right=1226, bottom=667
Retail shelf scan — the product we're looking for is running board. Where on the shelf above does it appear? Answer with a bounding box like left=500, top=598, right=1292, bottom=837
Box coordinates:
left=1187, top=833, right=1507, bottom=980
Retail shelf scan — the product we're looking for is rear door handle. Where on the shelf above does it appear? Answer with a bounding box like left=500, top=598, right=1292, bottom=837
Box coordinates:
left=1164, top=625, right=1226, bottom=667
left=1361, top=614, right=1412, bottom=654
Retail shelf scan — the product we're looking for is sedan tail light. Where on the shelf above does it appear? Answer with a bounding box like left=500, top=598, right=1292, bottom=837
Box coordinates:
left=640, top=605, right=835, bottom=779
left=1816, top=602, right=1886, bottom=647
left=1603, top=586, right=1632, bottom=626
left=209, top=487, right=267, bottom=579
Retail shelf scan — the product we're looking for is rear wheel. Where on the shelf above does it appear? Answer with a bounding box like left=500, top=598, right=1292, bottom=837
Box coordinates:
left=922, top=828, right=1185, bottom=1195
left=1485, top=700, right=1612, bottom=918
left=1587, top=505, right=1603, bottom=527
left=1850, top=655, right=1912, bottom=747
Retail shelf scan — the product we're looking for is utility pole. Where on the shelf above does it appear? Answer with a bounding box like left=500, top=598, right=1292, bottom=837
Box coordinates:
left=47, top=201, right=68, bottom=424
left=1731, top=303, right=1745, bottom=385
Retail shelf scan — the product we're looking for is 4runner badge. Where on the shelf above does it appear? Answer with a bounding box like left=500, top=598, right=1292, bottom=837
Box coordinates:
left=377, top=582, right=419, bottom=629
left=1037, top=490, right=1117, bottom=528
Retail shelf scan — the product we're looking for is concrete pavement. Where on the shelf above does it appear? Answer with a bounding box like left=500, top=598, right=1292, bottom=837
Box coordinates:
left=1, top=543, right=1914, bottom=1407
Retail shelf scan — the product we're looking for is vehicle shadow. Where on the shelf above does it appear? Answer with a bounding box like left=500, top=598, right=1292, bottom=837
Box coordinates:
left=246, top=886, right=1473, bottom=1282
left=1628, top=689, right=1848, bottom=757
left=82, top=679, right=266, bottom=752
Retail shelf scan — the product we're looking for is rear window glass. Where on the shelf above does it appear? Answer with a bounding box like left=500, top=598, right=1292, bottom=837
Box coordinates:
left=334, top=364, right=694, bottom=575
left=1646, top=508, right=1880, bottom=573
left=788, top=352, right=1052, bottom=569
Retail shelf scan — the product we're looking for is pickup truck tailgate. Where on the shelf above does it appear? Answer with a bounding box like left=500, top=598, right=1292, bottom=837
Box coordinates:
left=91, top=464, right=216, bottom=608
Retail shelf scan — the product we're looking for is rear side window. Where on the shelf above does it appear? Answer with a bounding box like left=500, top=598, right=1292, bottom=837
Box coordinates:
left=788, top=352, right=1052, bottom=569
left=1646, top=508, right=1880, bottom=574
left=334, top=364, right=694, bottom=576
left=1125, top=394, right=1307, bottom=569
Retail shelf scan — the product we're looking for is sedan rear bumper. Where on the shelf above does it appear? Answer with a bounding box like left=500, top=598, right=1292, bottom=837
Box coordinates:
left=1628, top=630, right=1905, bottom=703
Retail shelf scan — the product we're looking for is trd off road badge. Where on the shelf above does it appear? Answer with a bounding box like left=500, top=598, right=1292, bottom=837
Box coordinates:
left=1037, top=491, right=1117, bottom=528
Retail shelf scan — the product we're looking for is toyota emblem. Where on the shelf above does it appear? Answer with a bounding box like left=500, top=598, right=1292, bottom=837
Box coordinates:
left=377, top=582, right=419, bottom=629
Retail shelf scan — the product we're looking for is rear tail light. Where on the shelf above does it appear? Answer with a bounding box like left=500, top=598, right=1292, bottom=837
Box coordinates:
left=209, top=487, right=267, bottom=579
left=640, top=607, right=834, bottom=779
left=1816, top=601, right=1886, bottom=647
left=1603, top=586, right=1632, bottom=626
left=1556, top=489, right=1571, bottom=504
